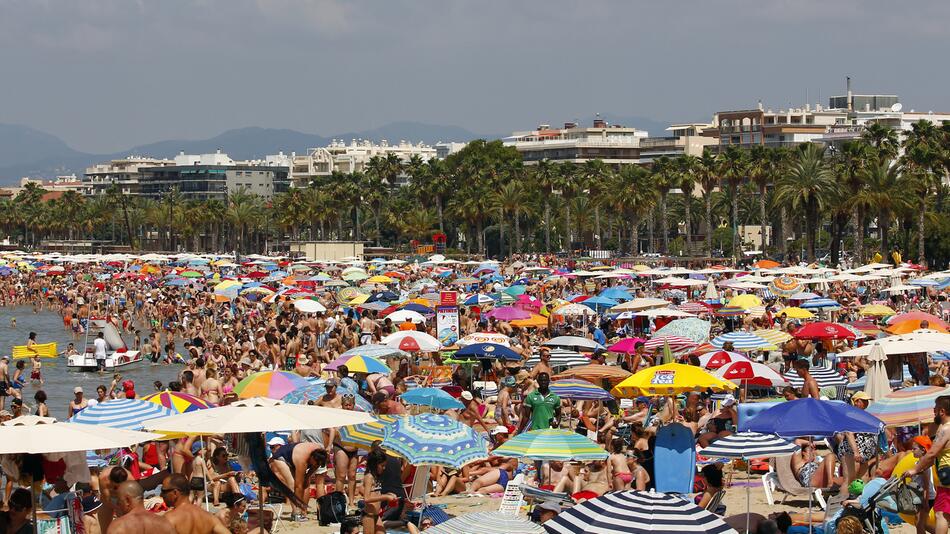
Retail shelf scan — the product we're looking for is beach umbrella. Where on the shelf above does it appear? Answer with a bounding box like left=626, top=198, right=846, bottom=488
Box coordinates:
left=715, top=305, right=746, bottom=317
left=793, top=322, right=856, bottom=340
left=610, top=298, right=672, bottom=312
left=387, top=309, right=427, bottom=324
left=552, top=302, right=595, bottom=316
left=727, top=294, right=762, bottom=310
left=340, top=344, right=408, bottom=360
left=743, top=398, right=883, bottom=438
left=543, top=336, right=605, bottom=352
left=642, top=335, right=698, bottom=353
left=140, top=391, right=214, bottom=413
left=543, top=490, right=735, bottom=534
left=292, top=299, right=327, bottom=314
left=234, top=370, right=311, bottom=400
left=381, top=331, right=442, bottom=352
left=429, top=512, right=544, bottom=534
left=510, top=314, right=549, bottom=328
left=550, top=379, right=613, bottom=401
left=0, top=416, right=160, bottom=455
left=863, top=343, right=891, bottom=401
left=677, top=302, right=710, bottom=314
left=800, top=298, right=841, bottom=309
left=179, top=270, right=203, bottom=278
left=715, top=360, right=788, bottom=388
left=485, top=306, right=531, bottom=321
left=284, top=383, right=373, bottom=412
left=607, top=337, right=648, bottom=355
left=886, top=311, right=950, bottom=329
left=367, top=275, right=394, bottom=283
left=463, top=294, right=494, bottom=305
left=768, top=276, right=804, bottom=297
left=886, top=319, right=949, bottom=335
left=782, top=366, right=846, bottom=389
left=455, top=343, right=522, bottom=361
left=457, top=332, right=511, bottom=347
left=400, top=388, right=465, bottom=410
left=843, top=321, right=885, bottom=338
left=382, top=414, right=489, bottom=468
left=580, top=295, right=618, bottom=311
left=859, top=304, right=897, bottom=317
left=698, top=350, right=750, bottom=370
left=401, top=302, right=434, bottom=314
left=837, top=333, right=949, bottom=357
left=751, top=329, right=793, bottom=346
left=652, top=317, right=712, bottom=343
left=145, top=397, right=374, bottom=435
left=599, top=287, right=633, bottom=301
left=612, top=362, right=737, bottom=398
left=165, top=277, right=189, bottom=286
left=69, top=398, right=177, bottom=430
left=866, top=385, right=950, bottom=426
left=525, top=348, right=589, bottom=369
left=789, top=291, right=820, bottom=300
left=552, top=364, right=631, bottom=387
left=777, top=307, right=814, bottom=319
left=338, top=415, right=398, bottom=449
left=710, top=331, right=775, bottom=351
left=324, top=354, right=391, bottom=374
left=492, top=428, right=607, bottom=461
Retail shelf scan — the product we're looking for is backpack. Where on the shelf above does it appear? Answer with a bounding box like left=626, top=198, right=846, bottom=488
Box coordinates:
left=317, top=491, right=347, bottom=526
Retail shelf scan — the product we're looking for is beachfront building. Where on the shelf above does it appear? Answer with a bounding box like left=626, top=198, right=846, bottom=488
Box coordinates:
left=82, top=156, right=175, bottom=197
left=136, top=151, right=291, bottom=201
left=289, top=139, right=437, bottom=187
left=703, top=102, right=847, bottom=151
left=503, top=118, right=648, bottom=165
left=638, top=123, right=717, bottom=164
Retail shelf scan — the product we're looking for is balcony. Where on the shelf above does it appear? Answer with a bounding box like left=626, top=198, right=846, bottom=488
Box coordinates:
left=718, top=125, right=761, bottom=134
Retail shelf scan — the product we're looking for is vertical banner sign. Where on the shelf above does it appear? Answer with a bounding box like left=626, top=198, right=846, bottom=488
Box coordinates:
left=436, top=306, right=460, bottom=347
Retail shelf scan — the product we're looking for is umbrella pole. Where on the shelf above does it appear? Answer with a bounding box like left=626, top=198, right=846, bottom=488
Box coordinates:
left=745, top=460, right=751, bottom=534
left=258, top=432, right=265, bottom=529
left=31, top=482, right=37, bottom=534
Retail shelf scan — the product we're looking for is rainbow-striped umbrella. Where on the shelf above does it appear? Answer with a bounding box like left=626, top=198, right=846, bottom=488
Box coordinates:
left=492, top=428, right=607, bottom=461
left=324, top=354, right=391, bottom=374
left=550, top=379, right=612, bottom=401
left=234, top=371, right=310, bottom=400
left=866, top=385, right=949, bottom=426
left=140, top=391, right=214, bottom=413
left=339, top=415, right=399, bottom=449
left=382, top=414, right=489, bottom=468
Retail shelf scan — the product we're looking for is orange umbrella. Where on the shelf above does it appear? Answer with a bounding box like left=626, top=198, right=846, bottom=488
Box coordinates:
left=510, top=314, right=549, bottom=328
left=887, top=312, right=950, bottom=329
left=553, top=364, right=632, bottom=387
left=886, top=320, right=949, bottom=335
left=753, top=259, right=781, bottom=269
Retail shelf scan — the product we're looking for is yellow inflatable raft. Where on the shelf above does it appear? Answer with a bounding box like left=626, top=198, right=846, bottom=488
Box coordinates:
left=12, top=342, right=58, bottom=358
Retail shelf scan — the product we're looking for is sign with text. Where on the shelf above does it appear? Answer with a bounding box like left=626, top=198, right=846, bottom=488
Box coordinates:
left=436, top=306, right=460, bottom=347
left=439, top=291, right=458, bottom=307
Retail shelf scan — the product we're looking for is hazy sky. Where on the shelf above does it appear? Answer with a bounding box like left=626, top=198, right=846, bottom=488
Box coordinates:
left=2, top=0, right=949, bottom=153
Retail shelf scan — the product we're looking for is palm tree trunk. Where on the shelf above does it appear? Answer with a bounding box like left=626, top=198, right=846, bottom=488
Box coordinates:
left=375, top=207, right=382, bottom=247
left=880, top=213, right=889, bottom=256
left=629, top=214, right=640, bottom=255
left=806, top=205, right=817, bottom=262
left=437, top=197, right=444, bottom=233
left=477, top=220, right=485, bottom=255
left=758, top=183, right=767, bottom=253
left=705, top=193, right=713, bottom=256
left=498, top=208, right=505, bottom=258
left=918, top=199, right=927, bottom=267
left=684, top=194, right=692, bottom=256
left=853, top=209, right=863, bottom=264
left=594, top=207, right=601, bottom=250
left=544, top=201, right=551, bottom=253
left=780, top=208, right=789, bottom=258
left=731, top=183, right=739, bottom=259
left=647, top=210, right=655, bottom=253
left=660, top=192, right=669, bottom=254
left=514, top=213, right=522, bottom=254
left=564, top=201, right=572, bottom=252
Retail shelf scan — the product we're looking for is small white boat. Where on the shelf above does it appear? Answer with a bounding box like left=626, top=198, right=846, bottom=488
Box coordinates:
left=67, top=319, right=142, bottom=371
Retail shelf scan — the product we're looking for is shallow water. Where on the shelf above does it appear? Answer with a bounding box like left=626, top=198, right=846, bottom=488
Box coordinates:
left=0, top=306, right=181, bottom=420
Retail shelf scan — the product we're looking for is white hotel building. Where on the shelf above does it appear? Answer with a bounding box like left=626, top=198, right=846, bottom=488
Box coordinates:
left=290, top=139, right=437, bottom=187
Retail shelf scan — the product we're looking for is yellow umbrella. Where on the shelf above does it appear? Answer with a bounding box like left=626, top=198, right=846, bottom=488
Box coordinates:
left=752, top=329, right=793, bottom=346
left=368, top=275, right=394, bottom=283
left=611, top=363, right=737, bottom=398
left=859, top=304, right=897, bottom=317
left=348, top=293, right=370, bottom=305
left=727, top=294, right=762, bottom=310
left=510, top=314, right=549, bottom=328
left=777, top=307, right=814, bottom=319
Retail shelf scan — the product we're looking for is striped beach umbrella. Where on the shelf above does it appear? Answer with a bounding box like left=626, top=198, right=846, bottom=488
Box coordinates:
left=381, top=331, right=442, bottom=352
left=338, top=415, right=398, bottom=449
left=382, top=414, right=489, bottom=468
left=715, top=305, right=747, bottom=317
left=751, top=328, right=793, bottom=346
left=866, top=385, right=949, bottom=426
left=324, top=354, right=391, bottom=374
left=140, top=391, right=214, bottom=413
left=782, top=366, right=846, bottom=388
left=710, top=331, right=776, bottom=351
left=800, top=298, right=841, bottom=309
left=492, top=429, right=607, bottom=461
left=643, top=335, right=698, bottom=353
left=552, top=364, right=631, bottom=387
left=700, top=431, right=799, bottom=459
left=698, top=350, right=750, bottom=370
left=543, top=490, right=735, bottom=534
left=677, top=302, right=710, bottom=314
left=234, top=371, right=311, bottom=400
left=429, top=512, right=543, bottom=534
left=526, top=348, right=589, bottom=369
left=69, top=398, right=176, bottom=431
left=283, top=383, right=373, bottom=412
left=550, top=379, right=613, bottom=401
left=768, top=276, right=804, bottom=297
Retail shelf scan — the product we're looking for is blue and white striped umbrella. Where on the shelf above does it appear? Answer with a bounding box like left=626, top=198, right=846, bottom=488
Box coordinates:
left=429, top=511, right=543, bottom=534
left=286, top=383, right=373, bottom=412
left=800, top=298, right=841, bottom=309
left=699, top=431, right=799, bottom=459
left=710, top=331, right=775, bottom=351
left=783, top=366, right=847, bottom=388
left=69, top=398, right=176, bottom=430
left=382, top=414, right=489, bottom=468
left=543, top=490, right=736, bottom=534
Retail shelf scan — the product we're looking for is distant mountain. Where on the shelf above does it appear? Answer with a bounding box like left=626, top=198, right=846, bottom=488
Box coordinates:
left=0, top=124, right=95, bottom=181
left=124, top=127, right=333, bottom=160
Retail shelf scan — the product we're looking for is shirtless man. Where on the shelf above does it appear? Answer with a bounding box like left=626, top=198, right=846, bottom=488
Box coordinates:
left=161, top=474, right=229, bottom=534
left=529, top=348, right=554, bottom=379
left=268, top=442, right=329, bottom=520
left=793, top=360, right=821, bottom=399
left=316, top=378, right=343, bottom=408
left=97, top=466, right=130, bottom=533
left=180, top=370, right=200, bottom=397
left=359, top=311, right=376, bottom=345
left=107, top=481, right=176, bottom=534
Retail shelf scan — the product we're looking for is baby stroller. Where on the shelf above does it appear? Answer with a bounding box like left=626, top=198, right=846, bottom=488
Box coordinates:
left=836, top=477, right=922, bottom=534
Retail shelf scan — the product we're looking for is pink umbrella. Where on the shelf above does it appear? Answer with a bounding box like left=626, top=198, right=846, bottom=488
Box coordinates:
left=606, top=337, right=647, bottom=355
left=642, top=335, right=698, bottom=353
left=514, top=294, right=542, bottom=312
left=715, top=360, right=788, bottom=388
left=485, top=306, right=531, bottom=321
left=697, top=350, right=750, bottom=370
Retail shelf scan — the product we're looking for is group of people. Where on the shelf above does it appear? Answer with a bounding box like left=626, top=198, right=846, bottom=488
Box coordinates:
left=0, top=253, right=948, bottom=534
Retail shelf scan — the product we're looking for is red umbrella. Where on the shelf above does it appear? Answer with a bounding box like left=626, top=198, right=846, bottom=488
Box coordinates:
left=398, top=337, right=421, bottom=352
left=715, top=360, right=788, bottom=388
left=246, top=271, right=268, bottom=279
left=792, top=322, right=856, bottom=340
left=697, top=350, right=750, bottom=370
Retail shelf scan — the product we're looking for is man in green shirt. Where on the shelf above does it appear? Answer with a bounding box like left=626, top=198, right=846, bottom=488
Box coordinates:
left=519, top=373, right=561, bottom=433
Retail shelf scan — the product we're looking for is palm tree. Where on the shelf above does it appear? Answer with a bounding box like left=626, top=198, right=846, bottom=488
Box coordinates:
left=614, top=166, right=657, bottom=255
left=651, top=156, right=676, bottom=254
left=534, top=159, right=558, bottom=252
left=227, top=188, right=263, bottom=253
left=902, top=120, right=944, bottom=265
left=773, top=144, right=840, bottom=261
left=862, top=123, right=900, bottom=163
left=856, top=159, right=910, bottom=256
left=494, top=180, right=532, bottom=255
left=718, top=145, right=747, bottom=259
left=554, top=163, right=579, bottom=252
left=698, top=150, right=720, bottom=256
left=582, top=159, right=612, bottom=249
left=673, top=155, right=699, bottom=255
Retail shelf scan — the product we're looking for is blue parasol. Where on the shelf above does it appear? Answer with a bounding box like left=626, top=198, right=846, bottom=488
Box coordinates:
left=742, top=398, right=884, bottom=438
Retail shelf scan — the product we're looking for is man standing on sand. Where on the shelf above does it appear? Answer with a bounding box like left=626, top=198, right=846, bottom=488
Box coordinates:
left=107, top=481, right=176, bottom=534
left=160, top=474, right=230, bottom=534
left=793, top=359, right=820, bottom=399
left=906, top=395, right=950, bottom=534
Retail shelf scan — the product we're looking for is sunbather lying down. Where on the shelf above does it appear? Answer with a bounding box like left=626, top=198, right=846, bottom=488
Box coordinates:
left=791, top=441, right=839, bottom=489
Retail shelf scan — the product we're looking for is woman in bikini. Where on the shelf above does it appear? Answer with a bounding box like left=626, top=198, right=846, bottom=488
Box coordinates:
left=791, top=441, right=838, bottom=489
left=332, top=394, right=360, bottom=504
left=469, top=457, right=518, bottom=494
left=608, top=438, right=633, bottom=490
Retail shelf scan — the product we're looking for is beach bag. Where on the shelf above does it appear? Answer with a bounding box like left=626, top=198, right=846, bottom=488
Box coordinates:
left=879, top=480, right=924, bottom=515
left=317, top=491, right=347, bottom=526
